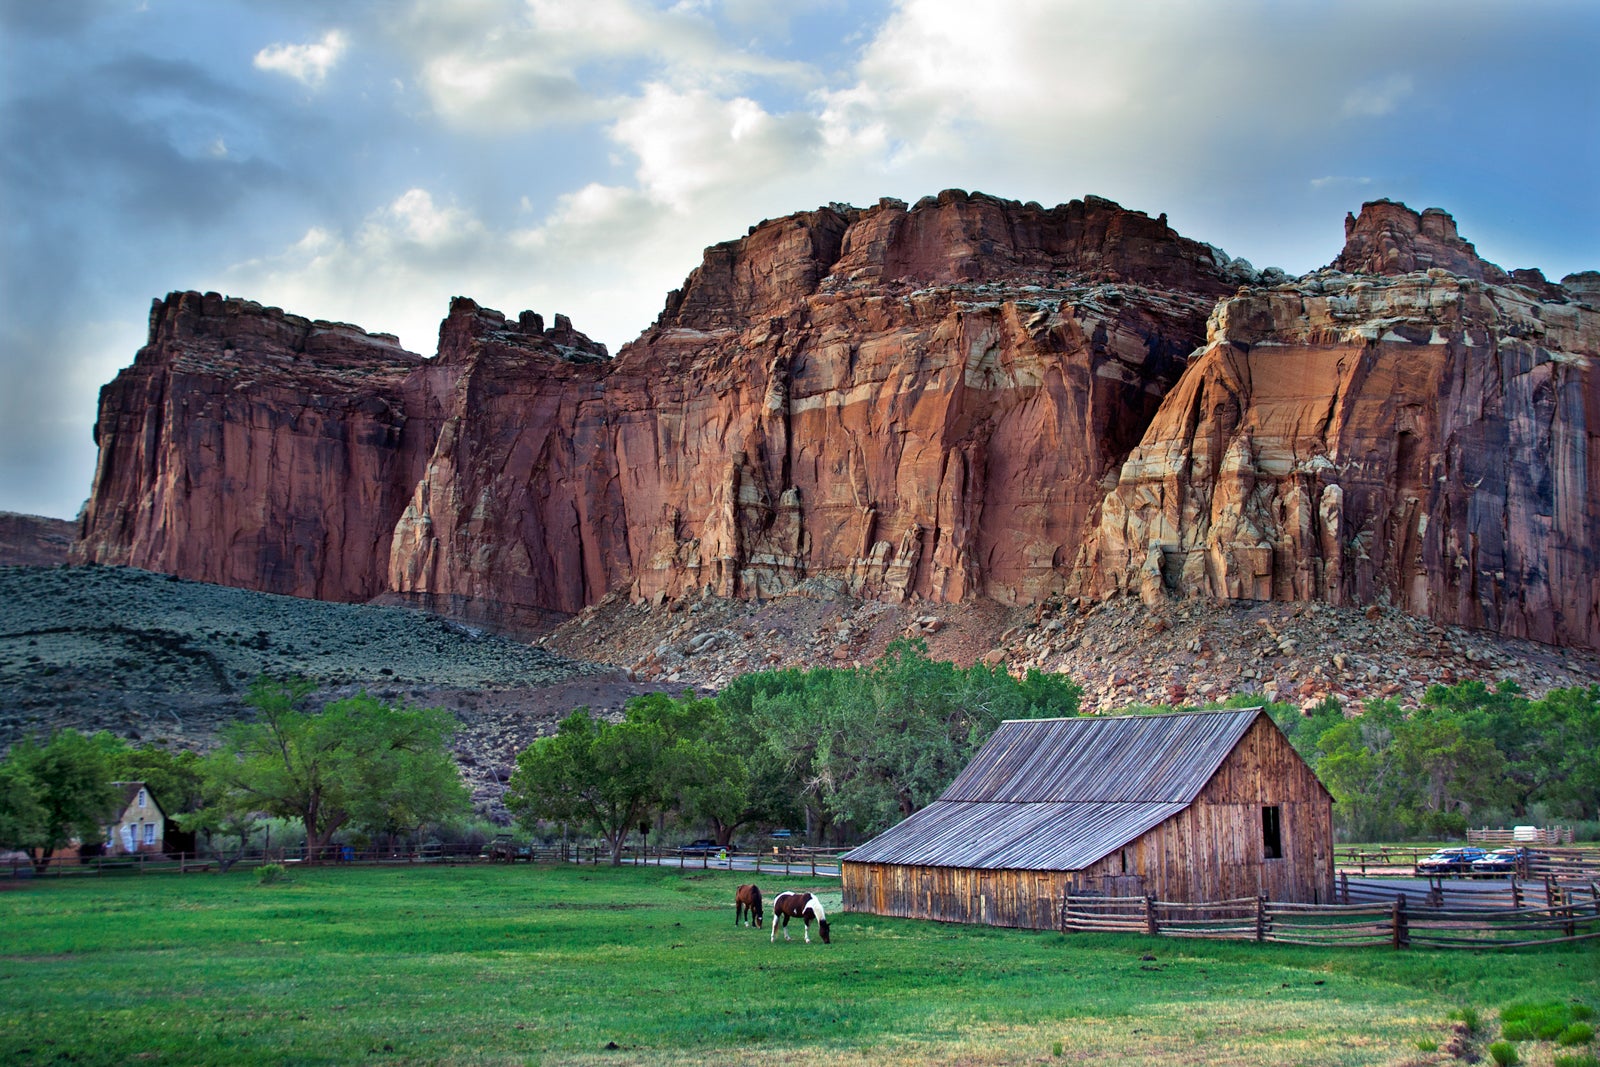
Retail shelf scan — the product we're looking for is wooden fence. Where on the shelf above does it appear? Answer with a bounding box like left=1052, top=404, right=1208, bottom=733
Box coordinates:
left=1061, top=884, right=1600, bottom=949
left=1468, top=826, right=1576, bottom=846
left=3, top=842, right=848, bottom=879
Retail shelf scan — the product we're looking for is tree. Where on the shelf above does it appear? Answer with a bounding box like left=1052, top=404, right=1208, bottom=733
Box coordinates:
left=625, top=691, right=794, bottom=847
left=194, top=677, right=468, bottom=859
left=0, top=729, right=120, bottom=866
left=734, top=639, right=1081, bottom=838
left=505, top=707, right=673, bottom=864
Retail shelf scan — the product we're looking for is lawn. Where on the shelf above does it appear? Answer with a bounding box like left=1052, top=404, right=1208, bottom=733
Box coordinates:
left=1, top=864, right=1594, bottom=1065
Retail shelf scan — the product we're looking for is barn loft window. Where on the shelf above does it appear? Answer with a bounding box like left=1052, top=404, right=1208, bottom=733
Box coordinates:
left=1262, top=805, right=1283, bottom=860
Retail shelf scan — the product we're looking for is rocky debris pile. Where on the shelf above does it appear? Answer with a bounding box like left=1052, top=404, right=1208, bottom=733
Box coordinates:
left=541, top=585, right=1600, bottom=715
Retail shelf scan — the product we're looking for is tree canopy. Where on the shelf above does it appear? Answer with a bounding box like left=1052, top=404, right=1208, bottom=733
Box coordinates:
left=0, top=728, right=120, bottom=863
left=508, top=639, right=1082, bottom=853
left=192, top=677, right=469, bottom=858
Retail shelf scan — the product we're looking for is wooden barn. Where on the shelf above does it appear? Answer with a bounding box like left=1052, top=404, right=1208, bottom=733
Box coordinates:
left=842, top=708, right=1334, bottom=929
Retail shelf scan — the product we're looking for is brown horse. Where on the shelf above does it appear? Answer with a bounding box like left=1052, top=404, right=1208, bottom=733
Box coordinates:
left=770, top=890, right=830, bottom=943
left=735, top=884, right=764, bottom=928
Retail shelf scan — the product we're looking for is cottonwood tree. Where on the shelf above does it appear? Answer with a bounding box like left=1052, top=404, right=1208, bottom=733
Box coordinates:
left=0, top=729, right=120, bottom=867
left=505, top=707, right=673, bottom=865
left=194, top=677, right=468, bottom=860
left=734, top=639, right=1081, bottom=838
left=625, top=691, right=796, bottom=848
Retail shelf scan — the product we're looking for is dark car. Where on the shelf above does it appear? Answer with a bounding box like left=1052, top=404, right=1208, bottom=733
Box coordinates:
left=1415, top=847, right=1488, bottom=877
left=680, top=839, right=733, bottom=854
left=1471, top=847, right=1544, bottom=877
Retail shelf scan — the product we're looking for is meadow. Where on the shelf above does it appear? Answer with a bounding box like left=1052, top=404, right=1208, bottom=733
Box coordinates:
left=1, top=864, right=1595, bottom=1066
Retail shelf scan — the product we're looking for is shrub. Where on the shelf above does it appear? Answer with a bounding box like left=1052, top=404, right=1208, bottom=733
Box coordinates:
left=1559, top=1024, right=1596, bottom=1047
left=1554, top=1054, right=1599, bottom=1067
left=256, top=862, right=287, bottom=885
left=1452, top=1006, right=1483, bottom=1033
left=1489, top=1039, right=1519, bottom=1066
left=1503, top=1001, right=1590, bottom=1042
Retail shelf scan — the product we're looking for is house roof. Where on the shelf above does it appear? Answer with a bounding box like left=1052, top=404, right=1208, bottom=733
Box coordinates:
left=843, top=708, right=1265, bottom=872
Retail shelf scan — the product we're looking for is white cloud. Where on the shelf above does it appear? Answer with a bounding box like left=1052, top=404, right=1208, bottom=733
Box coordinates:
left=610, top=83, right=821, bottom=207
left=1310, top=176, right=1374, bottom=190
left=253, top=30, right=348, bottom=88
left=1341, top=75, right=1413, bottom=118
left=400, top=0, right=813, bottom=129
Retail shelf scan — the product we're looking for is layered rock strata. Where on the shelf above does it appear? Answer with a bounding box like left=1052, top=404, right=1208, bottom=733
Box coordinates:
left=74, top=195, right=1600, bottom=649
left=1075, top=203, right=1600, bottom=648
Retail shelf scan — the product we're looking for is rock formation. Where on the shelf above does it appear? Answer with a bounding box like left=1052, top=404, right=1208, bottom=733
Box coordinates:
left=73, top=195, right=1600, bottom=650
left=0, top=513, right=75, bottom=567
left=1075, top=203, right=1600, bottom=649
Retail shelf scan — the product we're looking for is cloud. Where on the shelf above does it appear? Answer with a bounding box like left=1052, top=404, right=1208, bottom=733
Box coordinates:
left=1310, top=176, right=1374, bottom=190
left=253, top=29, right=348, bottom=88
left=1341, top=74, right=1413, bottom=118
left=610, top=83, right=822, bottom=207
left=398, top=0, right=813, bottom=129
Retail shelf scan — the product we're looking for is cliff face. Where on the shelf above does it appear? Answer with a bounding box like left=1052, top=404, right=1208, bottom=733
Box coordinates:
left=73, top=195, right=1600, bottom=649
left=73, top=291, right=431, bottom=601
left=380, top=191, right=1234, bottom=626
left=1075, top=203, right=1600, bottom=648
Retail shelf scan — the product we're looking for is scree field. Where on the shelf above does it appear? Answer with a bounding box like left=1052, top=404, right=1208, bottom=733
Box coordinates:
left=2, top=865, right=1595, bottom=1065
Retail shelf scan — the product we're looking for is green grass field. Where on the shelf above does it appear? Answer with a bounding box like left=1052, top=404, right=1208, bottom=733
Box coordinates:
left=2, top=865, right=1594, bottom=1066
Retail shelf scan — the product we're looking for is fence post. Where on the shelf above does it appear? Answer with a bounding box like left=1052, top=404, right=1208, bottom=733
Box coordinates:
left=1511, top=878, right=1523, bottom=910
left=1391, top=893, right=1408, bottom=949
left=1144, top=894, right=1158, bottom=937
left=1340, top=871, right=1349, bottom=905
left=811, top=852, right=816, bottom=877
left=1255, top=894, right=1267, bottom=942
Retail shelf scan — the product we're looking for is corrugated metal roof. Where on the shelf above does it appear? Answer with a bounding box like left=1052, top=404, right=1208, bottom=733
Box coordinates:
left=842, top=800, right=1190, bottom=870
left=843, top=709, right=1263, bottom=872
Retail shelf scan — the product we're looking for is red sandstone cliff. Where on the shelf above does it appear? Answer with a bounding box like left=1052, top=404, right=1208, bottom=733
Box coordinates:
left=1074, top=202, right=1600, bottom=648
left=73, top=194, right=1600, bottom=649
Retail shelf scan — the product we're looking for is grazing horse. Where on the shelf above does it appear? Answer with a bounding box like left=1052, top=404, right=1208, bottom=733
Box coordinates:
left=734, top=884, right=764, bottom=928
left=770, top=890, right=830, bottom=944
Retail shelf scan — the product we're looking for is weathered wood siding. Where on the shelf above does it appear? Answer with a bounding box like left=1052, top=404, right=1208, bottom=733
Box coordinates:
left=842, top=862, right=1072, bottom=929
left=845, top=716, right=1334, bottom=928
left=1075, top=716, right=1333, bottom=905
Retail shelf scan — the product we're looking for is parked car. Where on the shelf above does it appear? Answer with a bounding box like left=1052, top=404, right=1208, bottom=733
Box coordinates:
left=680, top=839, right=733, bottom=854
left=1415, top=847, right=1488, bottom=877
left=769, top=828, right=793, bottom=840
left=1471, top=847, right=1544, bottom=877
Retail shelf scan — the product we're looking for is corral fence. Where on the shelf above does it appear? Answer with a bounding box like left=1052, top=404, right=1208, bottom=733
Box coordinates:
left=1335, top=845, right=1600, bottom=881
left=2, top=842, right=849, bottom=879
left=1062, top=882, right=1600, bottom=949
left=1468, top=825, right=1577, bottom=846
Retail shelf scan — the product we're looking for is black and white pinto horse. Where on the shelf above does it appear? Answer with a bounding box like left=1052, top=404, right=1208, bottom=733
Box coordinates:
left=734, top=884, right=764, bottom=928
left=770, top=890, right=830, bottom=943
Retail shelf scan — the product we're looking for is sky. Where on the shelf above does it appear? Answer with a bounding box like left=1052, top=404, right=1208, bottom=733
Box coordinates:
left=2, top=0, right=1596, bottom=520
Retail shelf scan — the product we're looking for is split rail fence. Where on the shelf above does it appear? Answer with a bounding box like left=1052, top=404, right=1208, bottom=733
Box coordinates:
left=1061, top=882, right=1600, bottom=949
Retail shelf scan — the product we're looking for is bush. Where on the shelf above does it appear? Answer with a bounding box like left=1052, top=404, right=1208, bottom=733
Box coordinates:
left=1489, top=1039, right=1519, bottom=1066
left=1452, top=1006, right=1483, bottom=1033
left=256, top=862, right=287, bottom=885
left=1555, top=1054, right=1599, bottom=1067
left=1559, top=1024, right=1596, bottom=1047
left=1503, top=1001, right=1592, bottom=1042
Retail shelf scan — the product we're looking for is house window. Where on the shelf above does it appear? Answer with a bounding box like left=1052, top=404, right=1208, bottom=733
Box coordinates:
left=137, top=788, right=146, bottom=808
left=143, top=822, right=157, bottom=846
left=1262, top=805, right=1283, bottom=860
left=121, top=825, right=136, bottom=852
